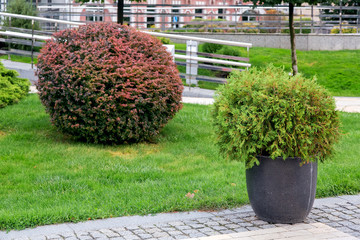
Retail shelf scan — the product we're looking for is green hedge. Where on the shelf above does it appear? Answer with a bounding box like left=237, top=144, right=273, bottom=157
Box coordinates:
left=0, top=63, right=30, bottom=108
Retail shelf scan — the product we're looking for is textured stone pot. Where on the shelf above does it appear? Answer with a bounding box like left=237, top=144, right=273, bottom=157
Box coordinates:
left=246, top=156, right=317, bottom=224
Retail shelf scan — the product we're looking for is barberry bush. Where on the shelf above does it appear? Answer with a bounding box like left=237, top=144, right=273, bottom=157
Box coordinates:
left=0, top=63, right=30, bottom=108
left=37, top=23, right=183, bottom=143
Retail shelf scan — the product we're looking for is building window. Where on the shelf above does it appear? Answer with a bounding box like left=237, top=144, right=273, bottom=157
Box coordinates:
left=218, top=9, right=224, bottom=19
left=242, top=10, right=256, bottom=21
left=172, top=8, right=179, bottom=28
left=195, top=9, right=203, bottom=19
left=86, top=5, right=103, bottom=22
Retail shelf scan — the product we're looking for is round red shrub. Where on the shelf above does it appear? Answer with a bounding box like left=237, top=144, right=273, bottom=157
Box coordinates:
left=36, top=23, right=183, bottom=143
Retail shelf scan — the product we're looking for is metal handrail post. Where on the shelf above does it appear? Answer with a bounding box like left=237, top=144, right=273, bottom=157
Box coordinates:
left=300, top=9, right=302, bottom=34
left=8, top=17, right=11, bottom=60
left=311, top=5, right=314, bottom=34
left=31, top=20, right=34, bottom=69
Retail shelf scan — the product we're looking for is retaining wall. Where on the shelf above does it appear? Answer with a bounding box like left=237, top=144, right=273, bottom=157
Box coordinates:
left=169, top=33, right=360, bottom=51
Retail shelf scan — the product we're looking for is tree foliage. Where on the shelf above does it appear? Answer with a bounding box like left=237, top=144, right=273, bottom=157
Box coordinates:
left=4, top=0, right=39, bottom=29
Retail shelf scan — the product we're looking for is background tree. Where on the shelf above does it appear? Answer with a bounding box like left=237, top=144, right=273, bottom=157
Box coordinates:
left=248, top=0, right=336, bottom=76
left=4, top=0, right=40, bottom=29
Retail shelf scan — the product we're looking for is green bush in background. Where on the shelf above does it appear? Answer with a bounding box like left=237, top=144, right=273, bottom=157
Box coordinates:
left=0, top=63, right=30, bottom=108
left=202, top=42, right=223, bottom=54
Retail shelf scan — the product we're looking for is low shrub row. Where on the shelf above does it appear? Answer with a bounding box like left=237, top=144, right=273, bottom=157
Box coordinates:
left=0, top=63, right=30, bottom=108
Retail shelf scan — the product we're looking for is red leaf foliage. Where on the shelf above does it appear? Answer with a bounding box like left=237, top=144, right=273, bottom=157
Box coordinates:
left=36, top=22, right=183, bottom=143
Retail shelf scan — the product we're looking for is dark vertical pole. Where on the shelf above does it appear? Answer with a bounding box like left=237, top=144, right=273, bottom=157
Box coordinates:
left=339, top=0, right=343, bottom=34
left=289, top=2, right=298, bottom=76
left=118, top=0, right=124, bottom=24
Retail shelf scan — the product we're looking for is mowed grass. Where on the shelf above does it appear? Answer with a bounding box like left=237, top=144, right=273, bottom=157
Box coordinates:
left=0, top=95, right=360, bottom=230
left=250, top=48, right=360, bottom=97
left=174, top=43, right=360, bottom=96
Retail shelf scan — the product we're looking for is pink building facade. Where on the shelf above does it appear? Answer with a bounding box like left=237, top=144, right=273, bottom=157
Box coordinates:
left=127, top=0, right=258, bottom=29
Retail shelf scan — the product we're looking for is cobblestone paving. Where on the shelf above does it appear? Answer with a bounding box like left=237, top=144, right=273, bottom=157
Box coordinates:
left=3, top=196, right=359, bottom=240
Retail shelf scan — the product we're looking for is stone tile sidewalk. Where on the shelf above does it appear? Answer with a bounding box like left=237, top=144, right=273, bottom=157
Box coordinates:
left=189, top=223, right=358, bottom=240
left=1, top=195, right=359, bottom=240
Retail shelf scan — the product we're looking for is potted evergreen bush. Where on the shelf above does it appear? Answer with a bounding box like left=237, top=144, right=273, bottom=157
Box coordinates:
left=212, top=65, right=340, bottom=224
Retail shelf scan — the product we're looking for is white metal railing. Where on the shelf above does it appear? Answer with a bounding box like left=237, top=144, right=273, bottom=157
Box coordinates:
left=0, top=12, right=252, bottom=85
left=0, top=12, right=84, bottom=26
left=142, top=31, right=252, bottom=48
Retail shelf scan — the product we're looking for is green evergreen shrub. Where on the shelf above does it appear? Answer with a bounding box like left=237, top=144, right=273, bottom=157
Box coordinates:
left=36, top=22, right=183, bottom=144
left=202, top=42, right=223, bottom=54
left=212, top=65, right=340, bottom=168
left=0, top=63, right=30, bottom=108
left=216, top=46, right=242, bottom=57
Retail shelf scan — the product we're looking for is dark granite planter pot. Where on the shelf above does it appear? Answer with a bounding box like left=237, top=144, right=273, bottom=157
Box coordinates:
left=246, top=156, right=317, bottom=224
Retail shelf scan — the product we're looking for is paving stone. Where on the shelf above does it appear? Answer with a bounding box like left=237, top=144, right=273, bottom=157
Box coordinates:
left=99, top=229, right=119, bottom=238
left=137, top=233, right=152, bottom=239
left=64, top=237, right=79, bottom=240
left=182, top=220, right=198, bottom=225
left=76, top=236, right=93, bottom=240
left=155, top=224, right=171, bottom=228
left=167, top=231, right=183, bottom=236
left=228, top=218, right=245, bottom=224
left=211, top=226, right=228, bottom=231
left=326, top=222, right=342, bottom=227
left=152, top=232, right=170, bottom=238
left=173, top=235, right=188, bottom=240
left=219, top=229, right=236, bottom=234
left=123, top=234, right=140, bottom=240
left=203, top=231, right=220, bottom=237
left=316, top=218, right=331, bottom=223
left=29, top=236, right=47, bottom=240
left=175, top=225, right=192, bottom=231
left=181, top=229, right=201, bottom=235
left=224, top=224, right=242, bottom=229
left=157, top=237, right=175, bottom=240
left=236, top=222, right=254, bottom=228
left=197, top=218, right=212, bottom=224
left=112, top=228, right=126, bottom=234
left=89, top=231, right=107, bottom=238
left=59, top=232, right=77, bottom=238
left=126, top=226, right=141, bottom=231
left=159, top=227, right=175, bottom=232
left=188, top=232, right=206, bottom=238
left=144, top=228, right=162, bottom=234
left=205, top=221, right=220, bottom=226
left=334, top=226, right=356, bottom=234
left=47, top=234, right=64, bottom=240
left=258, top=225, right=275, bottom=229
left=344, top=205, right=358, bottom=210
left=168, top=222, right=185, bottom=226
left=215, top=220, right=231, bottom=225
left=197, top=227, right=215, bottom=233
left=245, top=226, right=262, bottom=231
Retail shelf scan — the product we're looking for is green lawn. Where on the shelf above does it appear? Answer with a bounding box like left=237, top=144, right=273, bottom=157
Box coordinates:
left=0, top=55, right=37, bottom=64
left=0, top=95, right=360, bottom=230
left=175, top=43, right=360, bottom=96
left=250, top=48, right=360, bottom=97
